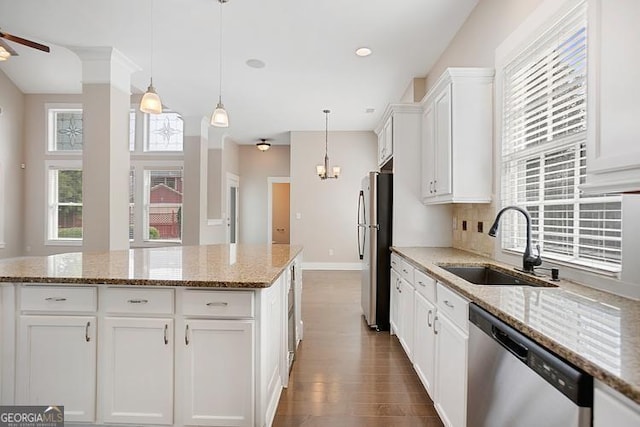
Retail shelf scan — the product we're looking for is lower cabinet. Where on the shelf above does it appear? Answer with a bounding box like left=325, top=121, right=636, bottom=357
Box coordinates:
left=389, top=269, right=400, bottom=335
left=16, top=315, right=97, bottom=422
left=101, top=317, right=174, bottom=425
left=181, top=319, right=254, bottom=427
left=413, top=292, right=436, bottom=397
left=397, top=277, right=415, bottom=360
left=434, top=312, right=468, bottom=427
left=594, top=380, right=640, bottom=427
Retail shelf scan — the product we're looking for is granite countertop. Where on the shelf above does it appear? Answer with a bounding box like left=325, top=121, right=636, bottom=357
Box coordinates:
left=391, top=246, right=640, bottom=405
left=0, top=244, right=303, bottom=288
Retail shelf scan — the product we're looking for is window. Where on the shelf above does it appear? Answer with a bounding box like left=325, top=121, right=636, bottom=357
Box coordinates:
left=500, top=0, right=622, bottom=272
left=47, top=165, right=83, bottom=241
left=48, top=108, right=83, bottom=152
left=146, top=112, right=184, bottom=152
left=145, top=169, right=183, bottom=241
left=129, top=110, right=136, bottom=152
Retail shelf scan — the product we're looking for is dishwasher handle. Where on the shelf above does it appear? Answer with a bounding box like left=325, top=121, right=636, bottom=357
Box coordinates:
left=492, top=325, right=528, bottom=362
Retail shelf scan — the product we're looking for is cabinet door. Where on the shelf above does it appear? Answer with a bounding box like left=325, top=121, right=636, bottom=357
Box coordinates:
left=594, top=382, right=640, bottom=427
left=585, top=0, right=640, bottom=192
left=16, top=315, right=96, bottom=422
left=378, top=116, right=393, bottom=166
left=182, top=319, right=254, bottom=427
left=421, top=104, right=436, bottom=199
left=397, top=278, right=415, bottom=361
left=433, top=84, right=452, bottom=197
left=102, top=317, right=174, bottom=425
left=434, top=313, right=468, bottom=427
left=389, top=270, right=400, bottom=335
left=413, top=293, right=436, bottom=398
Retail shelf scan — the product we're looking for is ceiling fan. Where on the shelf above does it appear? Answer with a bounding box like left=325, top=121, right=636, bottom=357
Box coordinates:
left=0, top=29, right=50, bottom=60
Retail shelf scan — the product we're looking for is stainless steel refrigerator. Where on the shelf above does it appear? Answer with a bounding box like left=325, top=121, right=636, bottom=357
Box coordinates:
left=357, top=171, right=392, bottom=331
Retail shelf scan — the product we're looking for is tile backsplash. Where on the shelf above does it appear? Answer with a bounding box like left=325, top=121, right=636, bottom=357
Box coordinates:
left=452, top=203, right=496, bottom=258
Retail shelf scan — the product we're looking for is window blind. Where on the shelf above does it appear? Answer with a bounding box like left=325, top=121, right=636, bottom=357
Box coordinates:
left=501, top=0, right=622, bottom=271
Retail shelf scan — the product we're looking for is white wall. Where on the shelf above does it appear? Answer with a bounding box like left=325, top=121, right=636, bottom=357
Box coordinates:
left=238, top=145, right=290, bottom=244
left=0, top=70, right=25, bottom=258
left=290, top=131, right=377, bottom=269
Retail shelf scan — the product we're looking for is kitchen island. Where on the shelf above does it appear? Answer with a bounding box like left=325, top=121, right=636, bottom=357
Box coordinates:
left=0, top=244, right=303, bottom=427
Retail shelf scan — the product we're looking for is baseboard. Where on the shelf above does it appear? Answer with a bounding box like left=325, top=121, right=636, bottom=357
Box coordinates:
left=301, top=262, right=362, bottom=270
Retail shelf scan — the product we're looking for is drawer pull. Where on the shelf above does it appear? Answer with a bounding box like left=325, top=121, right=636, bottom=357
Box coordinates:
left=85, top=321, right=91, bottom=342
left=185, top=324, right=190, bottom=346
left=127, top=299, right=149, bottom=304
left=45, top=297, right=67, bottom=302
left=444, top=300, right=454, bottom=309
left=434, top=316, right=440, bottom=335
left=402, top=269, right=408, bottom=274
left=206, top=302, right=229, bottom=307
left=427, top=310, right=433, bottom=327
left=417, top=280, right=425, bottom=287
left=164, top=324, right=169, bottom=345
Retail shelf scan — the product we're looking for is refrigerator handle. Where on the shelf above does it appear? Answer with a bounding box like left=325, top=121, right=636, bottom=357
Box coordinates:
left=357, top=190, right=365, bottom=260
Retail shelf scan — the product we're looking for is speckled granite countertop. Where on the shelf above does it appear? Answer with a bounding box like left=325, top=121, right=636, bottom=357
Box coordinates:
left=0, top=244, right=303, bottom=288
left=392, top=246, right=640, bottom=405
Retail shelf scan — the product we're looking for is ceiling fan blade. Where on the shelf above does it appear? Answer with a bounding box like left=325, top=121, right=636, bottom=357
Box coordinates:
left=0, top=31, right=50, bottom=53
left=0, top=38, right=18, bottom=56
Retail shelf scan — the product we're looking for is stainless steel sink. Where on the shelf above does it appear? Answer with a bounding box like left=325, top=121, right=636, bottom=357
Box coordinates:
left=440, top=266, right=557, bottom=287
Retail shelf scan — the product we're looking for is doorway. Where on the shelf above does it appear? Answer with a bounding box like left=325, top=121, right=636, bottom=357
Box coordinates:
left=267, top=177, right=290, bottom=244
left=226, top=173, right=239, bottom=244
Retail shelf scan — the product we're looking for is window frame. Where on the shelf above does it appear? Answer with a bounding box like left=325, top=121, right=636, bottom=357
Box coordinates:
left=494, top=0, right=622, bottom=277
left=45, top=160, right=83, bottom=246
left=46, top=104, right=84, bottom=154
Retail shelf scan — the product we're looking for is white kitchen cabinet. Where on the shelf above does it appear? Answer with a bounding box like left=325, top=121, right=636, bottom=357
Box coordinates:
left=594, top=380, right=640, bottom=427
left=421, top=68, right=494, bottom=204
left=101, top=317, right=174, bottom=425
left=413, top=291, right=437, bottom=398
left=389, top=269, right=400, bottom=335
left=181, top=319, right=254, bottom=427
left=397, top=276, right=415, bottom=361
left=377, top=115, right=393, bottom=167
left=17, top=315, right=97, bottom=422
left=434, top=313, right=468, bottom=427
left=582, top=0, right=640, bottom=193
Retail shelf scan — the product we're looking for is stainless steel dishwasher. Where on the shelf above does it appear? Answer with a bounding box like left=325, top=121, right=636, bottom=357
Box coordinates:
left=467, top=303, right=593, bottom=427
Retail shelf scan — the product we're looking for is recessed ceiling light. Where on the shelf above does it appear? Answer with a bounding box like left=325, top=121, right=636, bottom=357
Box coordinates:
left=355, top=47, right=372, bottom=57
left=246, top=58, right=266, bottom=69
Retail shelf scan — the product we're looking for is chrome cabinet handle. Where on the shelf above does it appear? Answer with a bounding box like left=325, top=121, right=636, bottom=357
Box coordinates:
left=45, top=297, right=67, bottom=302
left=185, top=324, right=190, bottom=346
left=430, top=181, right=434, bottom=194
left=402, top=268, right=408, bottom=274
left=444, top=300, right=454, bottom=309
left=128, top=299, right=149, bottom=304
left=434, top=316, right=440, bottom=335
left=417, top=280, right=425, bottom=287
left=85, top=321, right=91, bottom=342
left=164, top=324, right=169, bottom=345
left=434, top=180, right=438, bottom=193
left=206, top=302, right=229, bottom=307
left=427, top=310, right=433, bottom=327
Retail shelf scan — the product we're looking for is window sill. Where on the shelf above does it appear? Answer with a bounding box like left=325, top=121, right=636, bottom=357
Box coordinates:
left=45, top=240, right=82, bottom=247
left=501, top=248, right=621, bottom=278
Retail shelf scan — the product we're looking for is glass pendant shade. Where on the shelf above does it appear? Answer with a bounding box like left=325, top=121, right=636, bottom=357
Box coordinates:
left=316, top=164, right=326, bottom=176
left=332, top=166, right=341, bottom=177
left=140, top=79, right=163, bottom=114
left=257, top=140, right=271, bottom=151
left=211, top=101, right=229, bottom=127
left=0, top=46, right=9, bottom=61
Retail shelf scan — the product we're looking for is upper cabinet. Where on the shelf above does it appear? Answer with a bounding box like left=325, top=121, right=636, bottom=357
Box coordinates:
left=421, top=68, right=494, bottom=205
left=582, top=0, right=640, bottom=193
left=377, top=115, right=394, bottom=168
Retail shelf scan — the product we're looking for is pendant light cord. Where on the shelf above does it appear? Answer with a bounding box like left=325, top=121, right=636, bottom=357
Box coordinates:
left=218, top=0, right=223, bottom=102
left=150, top=0, right=154, bottom=85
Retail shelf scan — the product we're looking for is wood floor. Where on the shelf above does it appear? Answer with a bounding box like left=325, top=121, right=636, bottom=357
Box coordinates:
left=273, top=270, right=444, bottom=427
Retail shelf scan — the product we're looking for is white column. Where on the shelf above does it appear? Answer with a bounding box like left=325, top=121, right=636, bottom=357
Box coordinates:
left=182, top=116, right=210, bottom=245
left=73, top=47, right=138, bottom=252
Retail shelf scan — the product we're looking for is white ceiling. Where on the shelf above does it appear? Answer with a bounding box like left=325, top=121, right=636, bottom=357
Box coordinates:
left=0, top=0, right=478, bottom=145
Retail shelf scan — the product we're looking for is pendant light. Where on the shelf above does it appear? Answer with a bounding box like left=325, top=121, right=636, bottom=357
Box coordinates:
left=140, top=0, right=163, bottom=114
left=0, top=46, right=10, bottom=61
left=316, top=109, right=340, bottom=180
left=211, top=0, right=230, bottom=127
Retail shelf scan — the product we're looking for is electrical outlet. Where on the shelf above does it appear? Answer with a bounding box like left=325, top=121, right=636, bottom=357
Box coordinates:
left=295, top=212, right=302, bottom=220
left=453, top=217, right=458, bottom=230
left=328, top=249, right=334, bottom=256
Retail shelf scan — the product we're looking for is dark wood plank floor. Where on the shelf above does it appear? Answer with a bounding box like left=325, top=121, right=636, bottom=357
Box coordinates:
left=273, top=270, right=444, bottom=427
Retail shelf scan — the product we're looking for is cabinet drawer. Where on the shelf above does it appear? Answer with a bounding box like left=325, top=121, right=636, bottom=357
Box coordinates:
left=394, top=257, right=414, bottom=283
left=182, top=290, right=254, bottom=318
left=436, top=283, right=469, bottom=333
left=414, top=270, right=436, bottom=303
left=20, top=286, right=97, bottom=312
left=101, top=288, right=174, bottom=314
left=390, top=253, right=402, bottom=272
